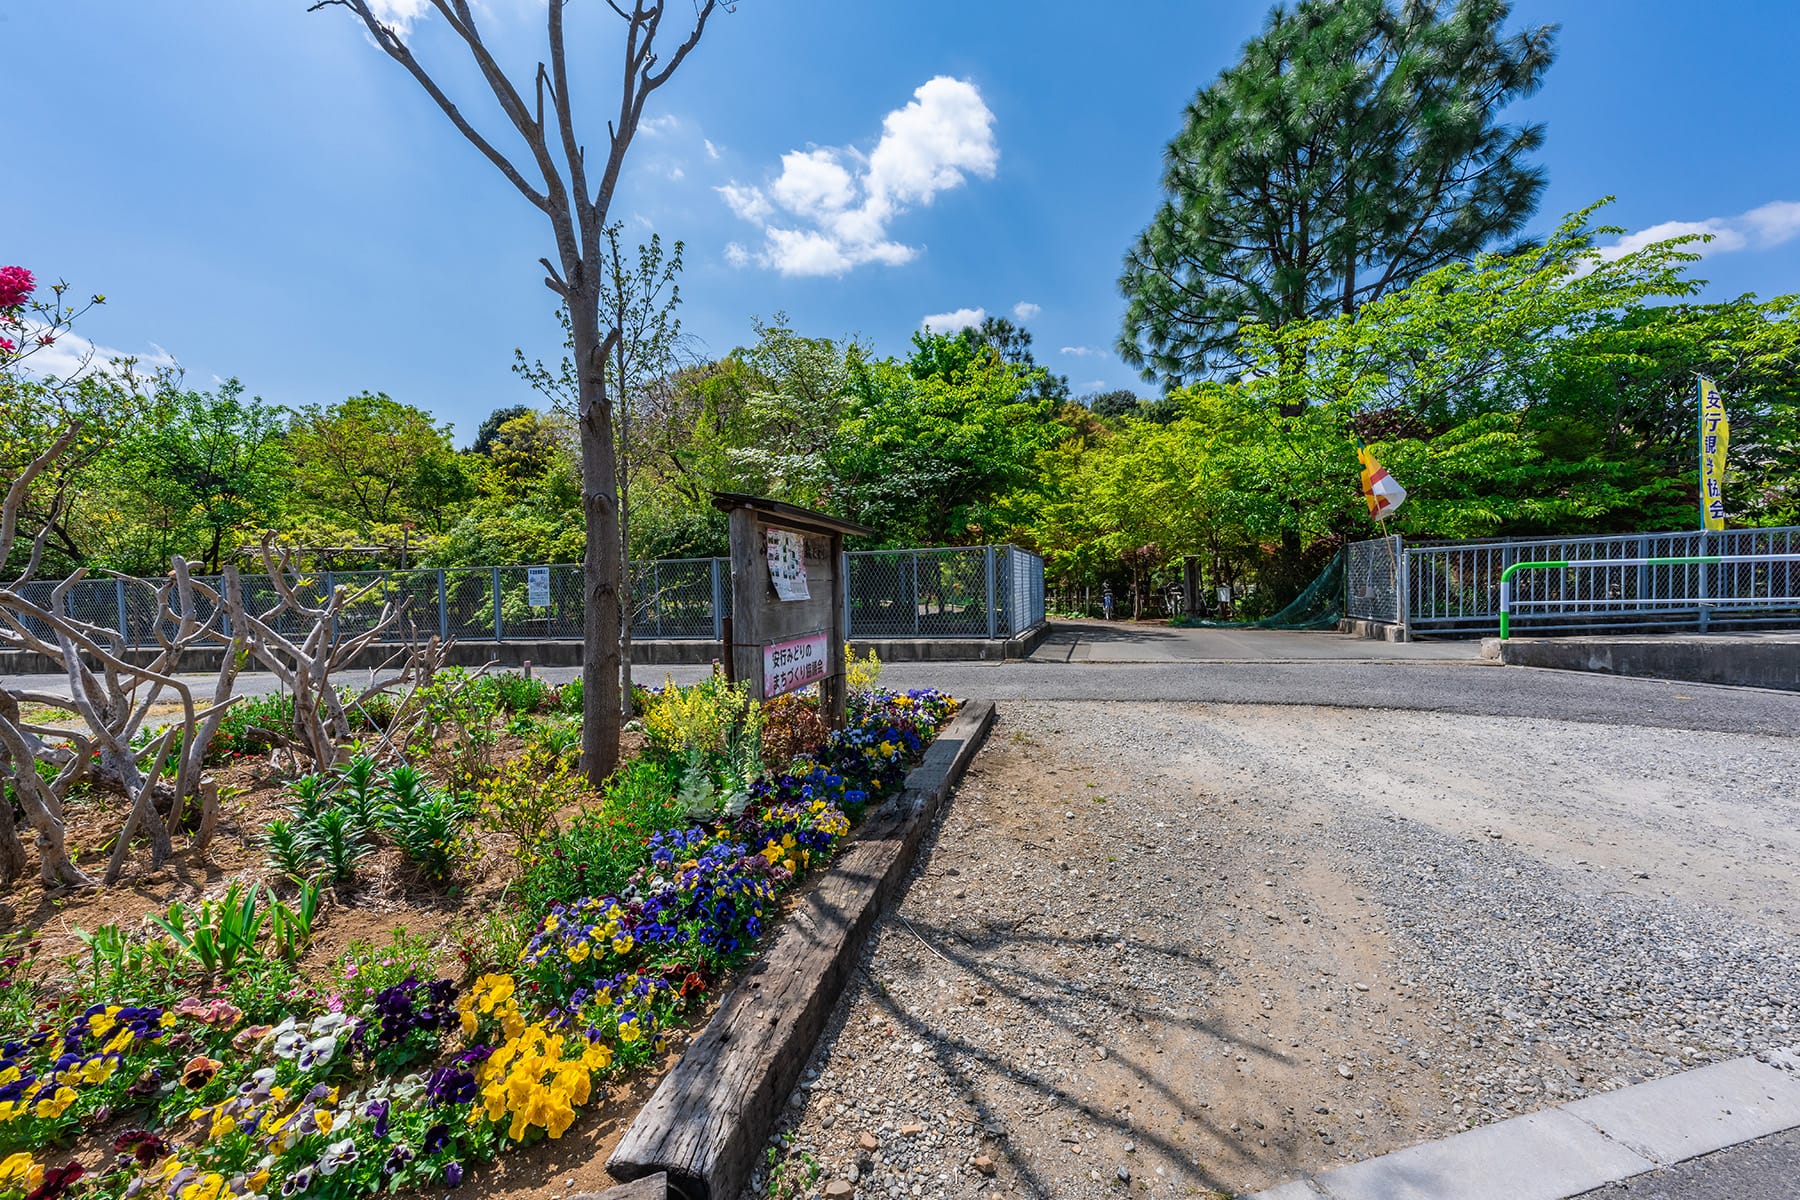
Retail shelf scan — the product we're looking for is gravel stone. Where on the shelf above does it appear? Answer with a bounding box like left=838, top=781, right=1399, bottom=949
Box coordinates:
left=738, top=700, right=1800, bottom=1200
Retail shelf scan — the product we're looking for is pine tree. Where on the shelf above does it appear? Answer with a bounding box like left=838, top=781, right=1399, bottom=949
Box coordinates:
left=1119, top=0, right=1557, bottom=386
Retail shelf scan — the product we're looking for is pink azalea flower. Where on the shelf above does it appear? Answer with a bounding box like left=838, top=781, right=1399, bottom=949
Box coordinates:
left=0, top=266, right=32, bottom=309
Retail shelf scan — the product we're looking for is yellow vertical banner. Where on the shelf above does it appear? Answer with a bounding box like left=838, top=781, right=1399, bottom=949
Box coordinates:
left=1698, top=376, right=1729, bottom=530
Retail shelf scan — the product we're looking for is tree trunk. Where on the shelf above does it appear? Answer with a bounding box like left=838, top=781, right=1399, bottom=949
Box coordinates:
left=573, top=305, right=623, bottom=785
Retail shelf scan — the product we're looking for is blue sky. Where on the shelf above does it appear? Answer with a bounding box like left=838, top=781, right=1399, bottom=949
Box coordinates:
left=11, top=1, right=1800, bottom=442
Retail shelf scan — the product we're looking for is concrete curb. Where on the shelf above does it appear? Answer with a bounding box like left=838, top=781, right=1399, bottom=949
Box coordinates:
left=1482, top=634, right=1800, bottom=692
left=1337, top=618, right=1409, bottom=643
left=1242, top=1047, right=1800, bottom=1200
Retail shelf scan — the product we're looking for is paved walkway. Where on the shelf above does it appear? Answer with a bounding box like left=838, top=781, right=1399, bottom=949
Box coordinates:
left=1246, top=1049, right=1800, bottom=1200
left=10, top=628, right=1800, bottom=737
left=1030, top=620, right=1481, bottom=663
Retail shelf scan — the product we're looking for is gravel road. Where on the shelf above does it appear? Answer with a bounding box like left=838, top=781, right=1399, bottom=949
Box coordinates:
left=743, top=699, right=1800, bottom=1200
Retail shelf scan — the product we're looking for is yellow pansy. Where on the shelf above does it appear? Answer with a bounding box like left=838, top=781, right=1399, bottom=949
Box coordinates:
left=33, top=1086, right=76, bottom=1120
left=0, top=1152, right=41, bottom=1187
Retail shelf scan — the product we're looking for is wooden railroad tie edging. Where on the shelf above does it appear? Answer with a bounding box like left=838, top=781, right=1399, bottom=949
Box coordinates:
left=607, top=699, right=998, bottom=1200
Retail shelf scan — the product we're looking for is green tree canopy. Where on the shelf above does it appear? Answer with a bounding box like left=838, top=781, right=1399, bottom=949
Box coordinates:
left=287, top=392, right=474, bottom=543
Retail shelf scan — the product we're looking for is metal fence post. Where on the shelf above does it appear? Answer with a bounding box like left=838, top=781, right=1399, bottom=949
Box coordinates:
left=1697, top=529, right=1710, bottom=633
left=114, top=578, right=129, bottom=647
left=437, top=570, right=449, bottom=641
left=984, top=545, right=997, bottom=640
left=911, top=551, right=920, bottom=636
left=1395, top=537, right=1411, bottom=642
left=710, top=559, right=724, bottom=641
left=492, top=566, right=503, bottom=641
left=841, top=552, right=852, bottom=639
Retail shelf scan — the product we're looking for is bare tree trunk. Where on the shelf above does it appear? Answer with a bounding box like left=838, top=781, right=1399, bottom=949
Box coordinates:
left=309, top=0, right=720, bottom=784
left=576, top=308, right=623, bottom=784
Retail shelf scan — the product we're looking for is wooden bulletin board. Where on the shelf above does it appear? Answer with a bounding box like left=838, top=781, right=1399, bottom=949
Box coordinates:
left=713, top=493, right=873, bottom=729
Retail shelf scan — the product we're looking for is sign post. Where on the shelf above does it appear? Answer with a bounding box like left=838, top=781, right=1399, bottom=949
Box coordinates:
left=712, top=493, right=872, bottom=730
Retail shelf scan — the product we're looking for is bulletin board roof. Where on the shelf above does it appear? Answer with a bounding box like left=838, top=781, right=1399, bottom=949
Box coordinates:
left=710, top=492, right=873, bottom=539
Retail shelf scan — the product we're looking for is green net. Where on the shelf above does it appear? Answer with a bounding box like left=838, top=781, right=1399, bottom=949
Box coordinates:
left=1175, top=549, right=1345, bottom=630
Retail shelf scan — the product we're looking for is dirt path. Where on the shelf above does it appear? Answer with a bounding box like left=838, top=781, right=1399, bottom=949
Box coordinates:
left=743, top=701, right=1800, bottom=1200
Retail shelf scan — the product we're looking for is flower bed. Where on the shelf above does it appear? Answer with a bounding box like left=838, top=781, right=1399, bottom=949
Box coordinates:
left=0, top=681, right=958, bottom=1200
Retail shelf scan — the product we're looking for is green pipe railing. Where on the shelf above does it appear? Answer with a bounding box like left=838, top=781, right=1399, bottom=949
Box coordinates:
left=1497, top=554, right=1800, bottom=639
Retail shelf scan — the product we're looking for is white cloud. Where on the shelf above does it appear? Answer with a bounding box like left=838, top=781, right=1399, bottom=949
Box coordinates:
left=724, top=242, right=751, bottom=268
left=1741, top=200, right=1800, bottom=245
left=1080, top=379, right=1110, bottom=391
left=717, top=182, right=773, bottom=223
left=13, top=325, right=177, bottom=384
left=1599, top=199, right=1800, bottom=261
left=921, top=307, right=986, bottom=334
left=769, top=149, right=858, bottom=217
left=666, top=165, right=685, bottom=182
left=368, top=0, right=429, bottom=33
left=718, top=76, right=998, bottom=277
left=640, top=113, right=681, bottom=137
left=1059, top=345, right=1098, bottom=357
left=1012, top=301, right=1040, bottom=320
left=703, top=138, right=721, bottom=161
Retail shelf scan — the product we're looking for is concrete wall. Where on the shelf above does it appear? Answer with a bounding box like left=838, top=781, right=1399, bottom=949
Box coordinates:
left=1489, top=635, right=1800, bottom=692
left=0, top=623, right=1051, bottom=676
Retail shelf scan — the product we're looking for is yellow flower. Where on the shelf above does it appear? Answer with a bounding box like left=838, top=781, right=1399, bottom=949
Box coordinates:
left=556, top=1066, right=590, bottom=1108
left=80, top=1057, right=116, bottom=1086
left=610, top=933, right=633, bottom=955
left=567, top=940, right=591, bottom=964
left=583, top=1041, right=614, bottom=1072
left=0, top=1152, right=41, bottom=1187
left=543, top=1092, right=577, bottom=1139
left=179, top=1171, right=228, bottom=1200
left=475, top=973, right=516, bottom=1014
left=0, top=1100, right=18, bottom=1123
left=33, top=1086, right=76, bottom=1120
left=314, top=1109, right=333, bottom=1134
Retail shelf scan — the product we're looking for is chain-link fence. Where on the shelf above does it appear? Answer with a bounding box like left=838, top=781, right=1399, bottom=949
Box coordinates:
left=8, top=546, right=1046, bottom=647
left=1346, top=535, right=1403, bottom=624
left=844, top=545, right=1043, bottom=638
